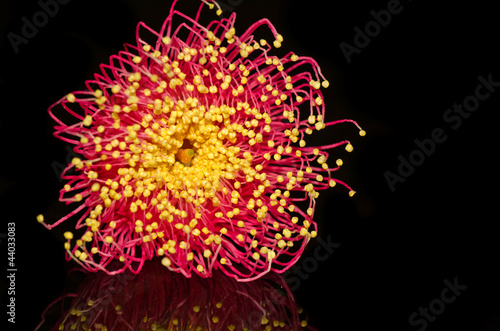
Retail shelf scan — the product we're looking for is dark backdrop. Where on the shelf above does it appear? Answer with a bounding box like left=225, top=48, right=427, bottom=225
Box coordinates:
left=1, top=0, right=499, bottom=330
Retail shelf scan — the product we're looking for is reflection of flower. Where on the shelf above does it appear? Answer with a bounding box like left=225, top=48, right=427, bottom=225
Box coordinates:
left=37, top=259, right=317, bottom=331
left=38, top=0, right=364, bottom=280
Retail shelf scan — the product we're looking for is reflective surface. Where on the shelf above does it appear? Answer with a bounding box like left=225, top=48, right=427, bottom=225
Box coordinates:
left=35, top=259, right=315, bottom=330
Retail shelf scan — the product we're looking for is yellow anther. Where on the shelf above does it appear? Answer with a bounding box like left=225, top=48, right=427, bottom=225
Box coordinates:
left=83, top=115, right=92, bottom=126
left=161, top=257, right=171, bottom=267
left=197, top=85, right=209, bottom=93
left=111, top=85, right=121, bottom=93
left=315, top=121, right=325, bottom=130
left=240, top=49, right=249, bottom=57
left=36, top=214, right=44, bottom=223
left=283, top=228, right=292, bottom=238
left=310, top=80, right=321, bottom=89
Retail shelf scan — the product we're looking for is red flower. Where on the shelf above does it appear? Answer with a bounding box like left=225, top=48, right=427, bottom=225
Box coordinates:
left=38, top=0, right=364, bottom=281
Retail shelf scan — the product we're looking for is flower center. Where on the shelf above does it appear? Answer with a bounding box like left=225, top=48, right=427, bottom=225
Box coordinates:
left=176, top=140, right=195, bottom=165
left=176, top=149, right=195, bottom=164
left=122, top=96, right=264, bottom=213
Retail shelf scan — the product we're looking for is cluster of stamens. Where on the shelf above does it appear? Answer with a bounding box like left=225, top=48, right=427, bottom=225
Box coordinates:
left=38, top=0, right=364, bottom=280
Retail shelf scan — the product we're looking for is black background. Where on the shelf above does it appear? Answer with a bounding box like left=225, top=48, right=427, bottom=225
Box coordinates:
left=1, top=0, right=499, bottom=330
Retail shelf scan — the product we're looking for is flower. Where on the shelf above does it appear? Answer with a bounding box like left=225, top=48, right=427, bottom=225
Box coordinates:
left=36, top=259, right=316, bottom=331
left=38, top=0, right=364, bottom=281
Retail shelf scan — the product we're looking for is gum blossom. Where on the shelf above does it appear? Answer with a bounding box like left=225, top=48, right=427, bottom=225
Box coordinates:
left=37, top=0, right=364, bottom=281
